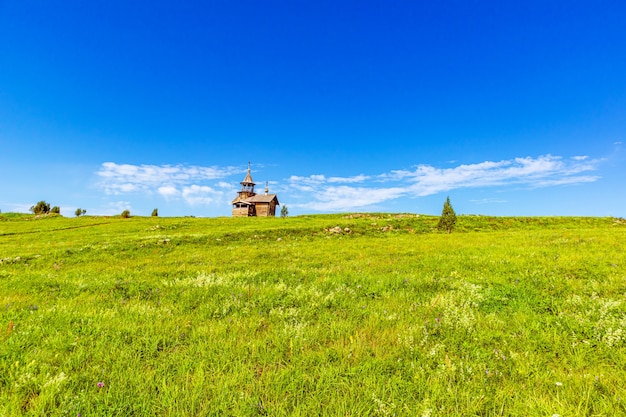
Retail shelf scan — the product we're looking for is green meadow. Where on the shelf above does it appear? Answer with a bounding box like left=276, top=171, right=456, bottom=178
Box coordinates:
left=1, top=213, right=625, bottom=416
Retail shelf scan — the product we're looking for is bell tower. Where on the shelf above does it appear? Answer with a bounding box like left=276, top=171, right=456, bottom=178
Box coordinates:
left=237, top=162, right=256, bottom=200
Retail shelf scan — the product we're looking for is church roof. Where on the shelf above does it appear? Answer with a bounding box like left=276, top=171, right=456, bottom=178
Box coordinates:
left=240, top=162, right=255, bottom=185
left=245, top=194, right=279, bottom=204
left=241, top=172, right=255, bottom=185
left=231, top=195, right=252, bottom=204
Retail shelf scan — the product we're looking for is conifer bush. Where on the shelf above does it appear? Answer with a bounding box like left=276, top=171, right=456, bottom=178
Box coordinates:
left=437, top=196, right=457, bottom=233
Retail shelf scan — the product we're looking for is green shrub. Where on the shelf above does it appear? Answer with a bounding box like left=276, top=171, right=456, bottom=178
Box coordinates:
left=437, top=196, right=457, bottom=233
left=30, top=200, right=51, bottom=215
left=121, top=209, right=131, bottom=219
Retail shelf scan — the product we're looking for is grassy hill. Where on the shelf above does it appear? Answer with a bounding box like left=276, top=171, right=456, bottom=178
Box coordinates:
left=1, top=213, right=625, bottom=415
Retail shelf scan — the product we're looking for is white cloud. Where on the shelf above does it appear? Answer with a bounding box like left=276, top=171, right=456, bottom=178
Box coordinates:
left=469, top=198, right=508, bottom=205
left=182, top=185, right=222, bottom=206
left=404, top=155, right=567, bottom=196
left=158, top=185, right=180, bottom=198
left=97, top=162, right=239, bottom=195
left=118, top=183, right=140, bottom=193
left=8, top=203, right=34, bottom=213
left=304, top=185, right=405, bottom=211
left=287, top=154, right=601, bottom=212
left=327, top=174, right=370, bottom=183
left=96, top=162, right=241, bottom=207
left=531, top=175, right=599, bottom=187
left=288, top=175, right=327, bottom=186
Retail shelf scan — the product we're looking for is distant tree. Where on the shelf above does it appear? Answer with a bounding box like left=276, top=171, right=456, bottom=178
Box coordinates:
left=437, top=196, right=457, bottom=234
left=121, top=210, right=131, bottom=219
left=280, top=205, right=288, bottom=218
left=30, top=201, right=51, bottom=215
left=50, top=206, right=60, bottom=214
left=151, top=208, right=158, bottom=217
left=75, top=208, right=87, bottom=217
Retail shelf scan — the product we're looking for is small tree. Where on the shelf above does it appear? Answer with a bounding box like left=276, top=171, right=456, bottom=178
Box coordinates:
left=151, top=208, right=158, bottom=217
left=280, top=205, right=288, bottom=218
left=437, top=196, right=457, bottom=234
left=30, top=201, right=51, bottom=215
left=75, top=208, right=87, bottom=217
left=121, top=210, right=131, bottom=219
left=50, top=206, right=60, bottom=215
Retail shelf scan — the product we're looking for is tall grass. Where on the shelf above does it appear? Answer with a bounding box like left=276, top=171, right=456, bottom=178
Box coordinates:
left=1, top=213, right=625, bottom=416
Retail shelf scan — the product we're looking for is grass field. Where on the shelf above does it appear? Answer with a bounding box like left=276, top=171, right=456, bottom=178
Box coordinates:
left=1, top=213, right=625, bottom=416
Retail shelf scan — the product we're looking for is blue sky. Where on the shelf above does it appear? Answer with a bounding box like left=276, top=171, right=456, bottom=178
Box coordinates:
left=1, top=1, right=625, bottom=217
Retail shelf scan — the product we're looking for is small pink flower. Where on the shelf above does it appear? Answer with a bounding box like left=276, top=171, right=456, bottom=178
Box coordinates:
left=97, top=382, right=105, bottom=388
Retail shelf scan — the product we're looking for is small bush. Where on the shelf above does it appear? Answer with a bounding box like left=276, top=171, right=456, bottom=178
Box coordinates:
left=151, top=208, right=158, bottom=217
left=437, top=196, right=457, bottom=233
left=30, top=201, right=51, bottom=215
left=121, top=210, right=131, bottom=219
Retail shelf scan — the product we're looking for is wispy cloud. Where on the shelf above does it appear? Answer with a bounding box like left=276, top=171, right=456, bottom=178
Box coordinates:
left=301, top=185, right=405, bottom=211
left=7, top=203, right=34, bottom=213
left=469, top=198, right=508, bottom=205
left=181, top=185, right=223, bottom=206
left=97, top=201, right=133, bottom=216
left=288, top=155, right=601, bottom=211
left=97, top=162, right=239, bottom=206
left=157, top=185, right=179, bottom=198
left=327, top=174, right=370, bottom=184
left=403, top=155, right=591, bottom=196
